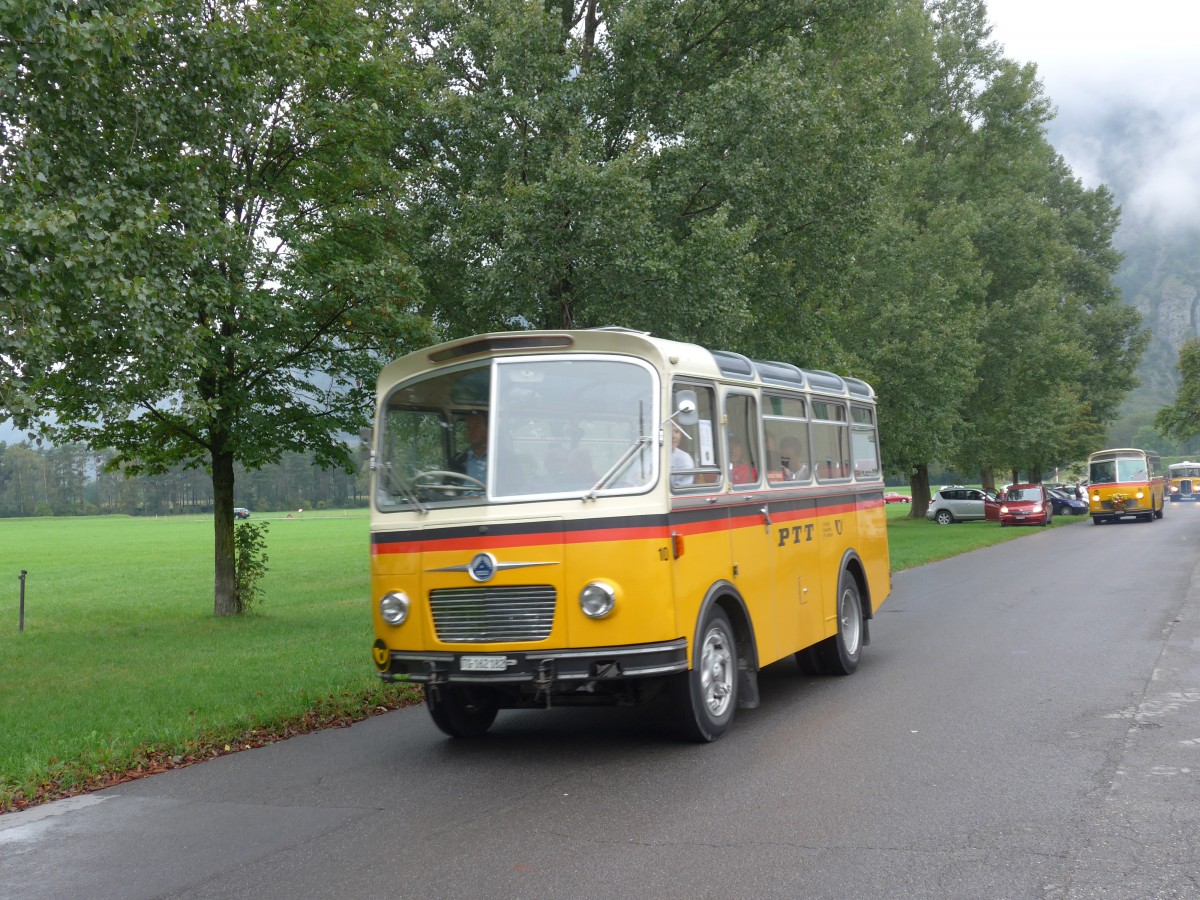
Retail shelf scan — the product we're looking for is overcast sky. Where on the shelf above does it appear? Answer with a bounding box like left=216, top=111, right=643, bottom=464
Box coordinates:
left=985, top=0, right=1200, bottom=229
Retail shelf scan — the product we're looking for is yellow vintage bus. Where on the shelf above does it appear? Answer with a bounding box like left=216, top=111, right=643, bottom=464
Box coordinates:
left=1086, top=447, right=1165, bottom=524
left=366, top=329, right=890, bottom=741
left=1167, top=461, right=1200, bottom=502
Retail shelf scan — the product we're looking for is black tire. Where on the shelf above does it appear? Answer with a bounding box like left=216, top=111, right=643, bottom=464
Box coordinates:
left=674, top=607, right=738, bottom=742
left=1156, top=501, right=1165, bottom=519
left=812, top=570, right=864, bottom=677
left=935, top=509, right=954, bottom=525
left=424, top=684, right=499, bottom=738
left=1092, top=516, right=1103, bottom=525
left=794, top=645, right=823, bottom=676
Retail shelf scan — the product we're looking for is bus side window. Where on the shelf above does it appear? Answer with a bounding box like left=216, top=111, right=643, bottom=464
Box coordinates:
left=671, top=382, right=721, bottom=489
left=725, top=392, right=760, bottom=486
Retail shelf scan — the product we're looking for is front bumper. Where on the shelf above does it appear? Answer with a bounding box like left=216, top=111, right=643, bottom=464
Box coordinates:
left=376, top=637, right=689, bottom=685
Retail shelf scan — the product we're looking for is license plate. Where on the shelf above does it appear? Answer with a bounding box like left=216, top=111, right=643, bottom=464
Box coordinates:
left=460, top=656, right=511, bottom=671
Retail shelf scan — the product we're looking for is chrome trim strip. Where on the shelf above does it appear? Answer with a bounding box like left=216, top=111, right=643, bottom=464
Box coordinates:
left=523, top=638, right=687, bottom=661
left=623, top=661, right=690, bottom=676
left=427, top=561, right=558, bottom=573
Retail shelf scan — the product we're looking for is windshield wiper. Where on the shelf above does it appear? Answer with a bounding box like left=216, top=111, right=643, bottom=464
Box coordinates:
left=585, top=436, right=651, bottom=501
left=380, top=463, right=428, bottom=514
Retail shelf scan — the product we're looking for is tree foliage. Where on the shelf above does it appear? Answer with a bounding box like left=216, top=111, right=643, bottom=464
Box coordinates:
left=401, top=0, right=894, bottom=354
left=1155, top=337, right=1200, bottom=444
left=1, top=0, right=433, bottom=613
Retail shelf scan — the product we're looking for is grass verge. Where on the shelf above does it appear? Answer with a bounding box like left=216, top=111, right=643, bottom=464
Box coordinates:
left=885, top=500, right=1085, bottom=569
left=0, top=512, right=421, bottom=813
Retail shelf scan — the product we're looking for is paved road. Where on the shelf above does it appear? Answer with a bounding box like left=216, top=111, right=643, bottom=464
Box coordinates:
left=4, top=508, right=1200, bottom=899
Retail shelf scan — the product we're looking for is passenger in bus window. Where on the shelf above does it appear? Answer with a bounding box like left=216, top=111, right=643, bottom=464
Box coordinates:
left=729, top=436, right=757, bottom=483
left=671, top=426, right=695, bottom=488
left=453, top=411, right=488, bottom=484
left=779, top=437, right=807, bottom=480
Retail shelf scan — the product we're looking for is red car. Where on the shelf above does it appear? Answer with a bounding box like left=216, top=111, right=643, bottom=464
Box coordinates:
left=999, top=483, right=1053, bottom=527
left=883, top=492, right=911, bottom=504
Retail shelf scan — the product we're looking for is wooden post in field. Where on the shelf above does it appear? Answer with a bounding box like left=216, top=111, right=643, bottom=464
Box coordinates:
left=18, top=569, right=26, bottom=632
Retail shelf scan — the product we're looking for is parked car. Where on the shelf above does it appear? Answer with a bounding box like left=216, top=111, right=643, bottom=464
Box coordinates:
left=1047, top=488, right=1087, bottom=516
left=234, top=507, right=251, bottom=520
left=883, top=492, right=911, bottom=504
left=999, top=483, right=1053, bottom=527
left=926, top=486, right=1001, bottom=525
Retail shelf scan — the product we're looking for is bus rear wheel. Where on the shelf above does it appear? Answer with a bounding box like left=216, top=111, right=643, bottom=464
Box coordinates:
left=674, top=607, right=738, bottom=742
left=424, top=684, right=499, bottom=738
left=814, top=571, right=864, bottom=676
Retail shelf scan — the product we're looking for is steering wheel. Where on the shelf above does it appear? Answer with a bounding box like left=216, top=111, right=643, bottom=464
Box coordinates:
left=410, top=470, right=486, bottom=493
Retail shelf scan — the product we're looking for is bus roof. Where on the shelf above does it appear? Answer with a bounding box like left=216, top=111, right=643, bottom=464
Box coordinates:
left=1087, top=447, right=1156, bottom=461
left=379, top=329, right=876, bottom=401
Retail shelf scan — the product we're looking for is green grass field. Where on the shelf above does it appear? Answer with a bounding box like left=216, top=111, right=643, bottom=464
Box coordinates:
left=0, top=511, right=420, bottom=811
left=0, top=502, right=1081, bottom=811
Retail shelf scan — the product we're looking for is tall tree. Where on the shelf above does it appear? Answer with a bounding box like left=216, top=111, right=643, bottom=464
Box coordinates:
left=1, top=0, right=432, bottom=614
left=401, top=0, right=893, bottom=352
left=836, top=0, right=988, bottom=512
left=958, top=59, right=1143, bottom=482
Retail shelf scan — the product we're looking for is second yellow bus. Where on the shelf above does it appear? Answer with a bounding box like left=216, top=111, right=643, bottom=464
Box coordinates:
left=1086, top=447, right=1165, bottom=524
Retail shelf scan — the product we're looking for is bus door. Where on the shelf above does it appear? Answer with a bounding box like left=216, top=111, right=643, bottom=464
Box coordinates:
left=723, top=391, right=781, bottom=660
left=811, top=398, right=853, bottom=636
left=762, top=395, right=824, bottom=660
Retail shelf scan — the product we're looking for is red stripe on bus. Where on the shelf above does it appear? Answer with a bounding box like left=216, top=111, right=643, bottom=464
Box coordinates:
left=371, top=525, right=671, bottom=555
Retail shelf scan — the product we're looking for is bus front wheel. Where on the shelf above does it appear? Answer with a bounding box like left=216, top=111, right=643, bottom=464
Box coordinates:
left=674, top=607, right=738, bottom=742
left=424, top=684, right=499, bottom=738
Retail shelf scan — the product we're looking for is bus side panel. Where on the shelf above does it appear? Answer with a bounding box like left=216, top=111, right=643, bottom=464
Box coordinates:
left=762, top=495, right=823, bottom=665
left=725, top=499, right=777, bottom=661
left=668, top=505, right=737, bottom=666
left=816, top=491, right=862, bottom=634
left=857, top=493, right=891, bottom=615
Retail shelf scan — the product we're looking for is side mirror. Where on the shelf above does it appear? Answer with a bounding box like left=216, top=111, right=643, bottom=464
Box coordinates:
left=673, top=390, right=699, bottom=426
left=358, top=427, right=373, bottom=463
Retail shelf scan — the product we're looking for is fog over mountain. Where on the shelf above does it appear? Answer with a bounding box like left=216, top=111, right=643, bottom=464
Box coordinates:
left=986, top=0, right=1200, bottom=440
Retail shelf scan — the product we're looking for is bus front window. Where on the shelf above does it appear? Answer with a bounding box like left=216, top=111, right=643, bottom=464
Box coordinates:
left=492, top=357, right=657, bottom=498
left=1116, top=458, right=1146, bottom=482
left=376, top=356, right=657, bottom=510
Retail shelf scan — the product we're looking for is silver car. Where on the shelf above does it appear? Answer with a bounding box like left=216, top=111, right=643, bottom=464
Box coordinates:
left=925, top=485, right=1001, bottom=525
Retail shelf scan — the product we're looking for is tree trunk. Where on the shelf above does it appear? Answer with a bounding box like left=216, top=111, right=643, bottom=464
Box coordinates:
left=909, top=464, right=932, bottom=518
left=980, top=464, right=995, bottom=493
left=212, top=447, right=238, bottom=616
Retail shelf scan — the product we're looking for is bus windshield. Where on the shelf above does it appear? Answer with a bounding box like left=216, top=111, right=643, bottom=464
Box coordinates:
left=1089, top=454, right=1147, bottom=484
left=377, top=355, right=657, bottom=509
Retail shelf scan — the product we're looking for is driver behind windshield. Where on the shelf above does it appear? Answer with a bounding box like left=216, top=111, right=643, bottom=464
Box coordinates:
left=453, top=411, right=488, bottom=484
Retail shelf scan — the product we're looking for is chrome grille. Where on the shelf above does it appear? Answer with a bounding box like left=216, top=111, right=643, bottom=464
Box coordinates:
left=429, top=585, right=556, bottom=643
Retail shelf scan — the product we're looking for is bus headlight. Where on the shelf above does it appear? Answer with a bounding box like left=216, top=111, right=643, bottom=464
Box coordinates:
left=579, top=581, right=616, bottom=619
left=379, top=591, right=410, bottom=625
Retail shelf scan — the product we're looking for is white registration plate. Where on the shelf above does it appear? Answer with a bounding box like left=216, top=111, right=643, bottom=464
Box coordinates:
left=460, top=656, right=511, bottom=672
